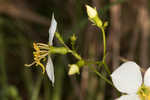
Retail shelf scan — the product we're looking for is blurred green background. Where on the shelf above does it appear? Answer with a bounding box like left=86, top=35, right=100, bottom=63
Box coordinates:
left=0, top=0, right=150, bottom=100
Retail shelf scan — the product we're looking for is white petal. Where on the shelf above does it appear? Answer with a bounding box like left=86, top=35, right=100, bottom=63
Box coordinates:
left=111, top=61, right=142, bottom=94
left=144, top=67, right=150, bottom=86
left=116, top=94, right=140, bottom=100
left=46, top=56, right=55, bottom=85
left=49, top=13, right=57, bottom=45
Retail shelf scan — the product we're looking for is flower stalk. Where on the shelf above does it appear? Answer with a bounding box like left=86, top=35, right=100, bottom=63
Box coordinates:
left=86, top=5, right=110, bottom=75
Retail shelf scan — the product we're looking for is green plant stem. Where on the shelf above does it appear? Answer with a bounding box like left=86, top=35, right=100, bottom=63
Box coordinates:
left=55, top=32, right=113, bottom=87
left=101, top=28, right=106, bottom=62
left=60, top=42, right=81, bottom=60
left=89, top=65, right=113, bottom=87
left=103, top=62, right=111, bottom=75
left=55, top=32, right=81, bottom=60
left=86, top=60, right=103, bottom=67
left=86, top=61, right=113, bottom=87
left=100, top=27, right=111, bottom=75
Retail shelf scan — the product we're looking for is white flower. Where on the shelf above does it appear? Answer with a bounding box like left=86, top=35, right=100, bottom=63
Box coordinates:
left=46, top=13, right=57, bottom=85
left=111, top=61, right=150, bottom=100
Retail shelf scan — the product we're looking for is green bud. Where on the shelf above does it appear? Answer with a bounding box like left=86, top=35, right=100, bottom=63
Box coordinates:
left=103, top=21, right=108, bottom=28
left=70, top=34, right=77, bottom=42
left=77, top=60, right=85, bottom=67
left=70, top=34, right=77, bottom=50
left=68, top=64, right=79, bottom=75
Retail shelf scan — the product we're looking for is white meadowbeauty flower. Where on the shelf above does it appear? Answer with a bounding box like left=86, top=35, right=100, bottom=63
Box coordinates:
left=25, top=13, right=57, bottom=86
left=111, top=61, right=150, bottom=100
left=46, top=13, right=57, bottom=85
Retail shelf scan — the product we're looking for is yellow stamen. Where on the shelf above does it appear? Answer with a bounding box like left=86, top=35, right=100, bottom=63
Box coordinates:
left=33, top=43, right=40, bottom=51
left=36, top=61, right=45, bottom=74
left=37, top=43, right=49, bottom=47
left=25, top=42, right=50, bottom=73
left=137, top=85, right=150, bottom=100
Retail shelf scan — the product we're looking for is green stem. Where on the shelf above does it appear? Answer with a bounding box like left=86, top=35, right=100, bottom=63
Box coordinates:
left=55, top=32, right=113, bottom=87
left=101, top=27, right=106, bottom=62
left=55, top=32, right=82, bottom=60
left=68, top=50, right=82, bottom=60
left=99, top=27, right=111, bottom=75
left=89, top=65, right=113, bottom=87
left=103, top=62, right=111, bottom=75
left=86, top=60, right=103, bottom=67
left=86, top=60, right=113, bottom=86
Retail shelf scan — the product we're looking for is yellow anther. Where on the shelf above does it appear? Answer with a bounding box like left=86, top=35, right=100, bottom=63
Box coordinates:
left=148, top=94, right=150, bottom=100
left=142, top=93, right=146, bottom=97
left=33, top=43, right=40, bottom=51
left=137, top=85, right=150, bottom=100
left=36, top=61, right=45, bottom=74
left=25, top=42, right=50, bottom=74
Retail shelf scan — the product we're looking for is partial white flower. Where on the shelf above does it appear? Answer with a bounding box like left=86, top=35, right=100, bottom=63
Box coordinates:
left=48, top=13, right=57, bottom=45
left=111, top=61, right=150, bottom=100
left=46, top=13, right=57, bottom=85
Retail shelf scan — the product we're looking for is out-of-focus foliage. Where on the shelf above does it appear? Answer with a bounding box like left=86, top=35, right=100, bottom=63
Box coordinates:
left=0, top=0, right=150, bottom=100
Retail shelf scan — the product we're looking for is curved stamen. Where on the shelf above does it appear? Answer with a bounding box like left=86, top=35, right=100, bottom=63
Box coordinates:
left=25, top=42, right=50, bottom=73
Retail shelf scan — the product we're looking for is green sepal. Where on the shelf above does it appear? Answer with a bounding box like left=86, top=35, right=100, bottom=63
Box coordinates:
left=93, top=16, right=103, bottom=28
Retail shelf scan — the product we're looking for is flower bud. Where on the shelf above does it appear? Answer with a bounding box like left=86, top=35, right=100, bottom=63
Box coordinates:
left=70, top=34, right=77, bottom=42
left=77, top=60, right=85, bottom=66
left=103, top=21, right=108, bottom=28
left=86, top=5, right=103, bottom=28
left=68, top=64, right=79, bottom=75
left=86, top=5, right=97, bottom=19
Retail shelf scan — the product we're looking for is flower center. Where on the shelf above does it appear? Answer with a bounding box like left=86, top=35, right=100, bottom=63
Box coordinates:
left=137, top=84, right=150, bottom=100
left=25, top=42, right=50, bottom=73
